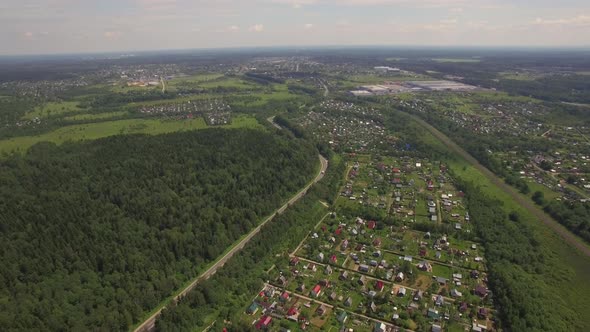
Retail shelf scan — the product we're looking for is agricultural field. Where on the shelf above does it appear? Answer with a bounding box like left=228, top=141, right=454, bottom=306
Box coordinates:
left=63, top=111, right=129, bottom=121
left=22, top=101, right=84, bottom=119
left=0, top=115, right=262, bottom=154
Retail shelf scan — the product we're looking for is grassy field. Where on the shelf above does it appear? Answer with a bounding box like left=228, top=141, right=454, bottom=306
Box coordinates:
left=0, top=115, right=263, bottom=154
left=64, top=111, right=129, bottom=121
left=109, top=83, right=161, bottom=93
left=167, top=73, right=225, bottom=87
left=23, top=101, right=84, bottom=120
left=198, top=77, right=255, bottom=90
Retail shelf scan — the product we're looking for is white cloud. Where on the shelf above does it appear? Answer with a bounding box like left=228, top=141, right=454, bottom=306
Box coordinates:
left=533, top=15, right=590, bottom=27
left=136, top=0, right=177, bottom=11
left=249, top=24, right=264, bottom=32
left=440, top=18, right=458, bottom=24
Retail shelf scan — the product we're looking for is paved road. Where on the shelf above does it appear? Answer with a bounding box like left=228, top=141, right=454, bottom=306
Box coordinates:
left=135, top=155, right=329, bottom=332
left=407, top=113, right=590, bottom=257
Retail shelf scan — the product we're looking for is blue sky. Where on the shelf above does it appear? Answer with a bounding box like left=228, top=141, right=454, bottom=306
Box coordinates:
left=1, top=0, right=589, bottom=55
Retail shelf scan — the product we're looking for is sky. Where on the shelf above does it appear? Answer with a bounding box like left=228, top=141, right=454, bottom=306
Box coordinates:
left=1, top=0, right=589, bottom=55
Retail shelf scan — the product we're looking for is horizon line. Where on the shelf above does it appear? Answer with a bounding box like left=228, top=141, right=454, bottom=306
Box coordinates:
left=2, top=43, right=590, bottom=58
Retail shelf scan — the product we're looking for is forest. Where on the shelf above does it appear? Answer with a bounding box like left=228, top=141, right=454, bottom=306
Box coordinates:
left=0, top=128, right=318, bottom=330
left=453, top=177, right=579, bottom=331
left=155, top=154, right=346, bottom=332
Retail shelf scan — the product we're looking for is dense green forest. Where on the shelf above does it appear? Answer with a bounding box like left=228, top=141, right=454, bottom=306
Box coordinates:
left=454, top=177, right=578, bottom=331
left=155, top=154, right=346, bottom=332
left=0, top=128, right=318, bottom=330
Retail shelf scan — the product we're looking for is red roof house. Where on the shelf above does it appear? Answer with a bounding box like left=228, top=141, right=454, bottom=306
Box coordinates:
left=256, top=316, right=272, bottom=329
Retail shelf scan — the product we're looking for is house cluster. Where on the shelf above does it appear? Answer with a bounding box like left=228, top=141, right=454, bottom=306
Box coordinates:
left=299, top=101, right=397, bottom=155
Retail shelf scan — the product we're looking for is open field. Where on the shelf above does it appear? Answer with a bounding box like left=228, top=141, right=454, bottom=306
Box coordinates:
left=64, top=111, right=129, bottom=121
left=0, top=115, right=262, bottom=154
left=22, top=101, right=83, bottom=120
left=167, top=73, right=224, bottom=86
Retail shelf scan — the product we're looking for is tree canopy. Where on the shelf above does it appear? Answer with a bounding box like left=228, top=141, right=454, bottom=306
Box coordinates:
left=0, top=128, right=317, bottom=330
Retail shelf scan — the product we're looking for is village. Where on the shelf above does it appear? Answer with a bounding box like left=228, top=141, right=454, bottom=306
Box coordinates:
left=137, top=99, right=232, bottom=124
left=238, top=155, right=495, bottom=332
left=385, top=91, right=590, bottom=202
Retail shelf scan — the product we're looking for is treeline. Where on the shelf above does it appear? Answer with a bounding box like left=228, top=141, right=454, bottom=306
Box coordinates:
left=0, top=96, right=37, bottom=126
left=244, top=72, right=285, bottom=85
left=155, top=155, right=346, bottom=331
left=0, top=129, right=318, bottom=330
left=453, top=176, right=578, bottom=331
left=273, top=115, right=307, bottom=139
left=543, top=200, right=590, bottom=243
left=287, top=83, right=318, bottom=96
left=495, top=75, right=590, bottom=104
left=84, top=90, right=176, bottom=109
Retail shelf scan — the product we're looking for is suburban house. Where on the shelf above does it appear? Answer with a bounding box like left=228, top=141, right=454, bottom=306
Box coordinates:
left=255, top=315, right=272, bottom=330
left=475, top=285, right=488, bottom=298
left=247, top=302, right=260, bottom=315
left=375, top=280, right=385, bottom=291
left=398, top=287, right=407, bottom=297
left=427, top=308, right=440, bottom=319
left=396, top=272, right=405, bottom=282
left=325, top=265, right=333, bottom=275
left=414, top=290, right=424, bottom=301
left=478, top=307, right=488, bottom=319
left=451, top=289, right=463, bottom=298
left=286, top=306, right=298, bottom=321
left=358, top=275, right=367, bottom=286
left=329, top=292, right=337, bottom=301
left=340, top=271, right=349, bottom=280
left=280, top=291, right=290, bottom=302
left=310, top=284, right=322, bottom=298
left=435, top=295, right=444, bottom=306
left=370, top=301, right=378, bottom=312
left=435, top=276, right=448, bottom=285
left=417, top=261, right=432, bottom=272
left=344, top=297, right=353, bottom=307
left=374, top=322, right=387, bottom=332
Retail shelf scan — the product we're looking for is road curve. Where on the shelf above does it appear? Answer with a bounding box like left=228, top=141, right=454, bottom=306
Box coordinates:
left=407, top=113, right=590, bottom=257
left=134, top=155, right=328, bottom=332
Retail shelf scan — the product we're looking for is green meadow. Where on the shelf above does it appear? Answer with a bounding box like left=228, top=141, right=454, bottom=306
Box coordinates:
left=0, top=115, right=262, bottom=155
left=22, top=101, right=84, bottom=120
